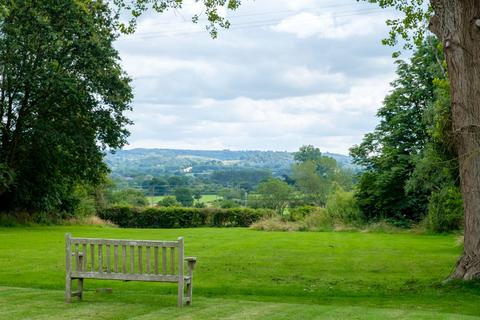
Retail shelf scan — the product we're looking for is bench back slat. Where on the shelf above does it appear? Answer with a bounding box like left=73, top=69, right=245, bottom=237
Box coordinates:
left=146, top=246, right=151, bottom=274
left=106, top=245, right=111, bottom=273
left=162, top=247, right=167, bottom=274
left=114, top=245, right=119, bottom=273
left=154, top=247, right=159, bottom=274
left=138, top=246, right=143, bottom=273
left=89, top=244, right=94, bottom=271
left=170, top=247, right=175, bottom=274
left=122, top=245, right=127, bottom=273
left=98, top=244, right=103, bottom=273
left=82, top=244, right=87, bottom=271
left=130, top=245, right=135, bottom=274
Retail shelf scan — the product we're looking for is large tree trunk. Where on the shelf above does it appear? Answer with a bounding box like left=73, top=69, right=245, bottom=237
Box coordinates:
left=430, top=0, right=480, bottom=280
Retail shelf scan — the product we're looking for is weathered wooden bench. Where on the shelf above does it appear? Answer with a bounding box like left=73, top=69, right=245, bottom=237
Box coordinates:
left=65, top=233, right=197, bottom=306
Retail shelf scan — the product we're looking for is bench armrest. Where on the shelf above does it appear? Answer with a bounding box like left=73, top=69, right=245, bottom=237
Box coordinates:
left=185, top=257, right=197, bottom=274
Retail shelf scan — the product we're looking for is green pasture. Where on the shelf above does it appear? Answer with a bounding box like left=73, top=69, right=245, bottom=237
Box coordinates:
left=147, top=194, right=221, bottom=206
left=0, top=226, right=479, bottom=319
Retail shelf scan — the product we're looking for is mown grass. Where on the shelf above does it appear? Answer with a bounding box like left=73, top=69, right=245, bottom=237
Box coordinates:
left=0, top=226, right=479, bottom=319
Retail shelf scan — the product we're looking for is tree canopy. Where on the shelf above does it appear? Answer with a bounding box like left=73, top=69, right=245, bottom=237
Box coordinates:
left=350, top=37, right=454, bottom=224
left=0, top=1, right=132, bottom=213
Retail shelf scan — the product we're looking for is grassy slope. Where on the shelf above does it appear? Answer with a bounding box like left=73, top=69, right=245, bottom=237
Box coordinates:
left=0, top=226, right=479, bottom=319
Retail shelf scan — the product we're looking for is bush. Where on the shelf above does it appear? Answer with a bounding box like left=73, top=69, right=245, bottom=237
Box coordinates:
left=427, top=185, right=463, bottom=233
left=289, top=205, right=317, bottom=221
left=107, top=189, right=148, bottom=207
left=302, top=208, right=334, bottom=231
left=98, top=206, right=272, bottom=228
left=250, top=216, right=303, bottom=232
left=158, top=196, right=181, bottom=207
left=325, top=188, right=363, bottom=225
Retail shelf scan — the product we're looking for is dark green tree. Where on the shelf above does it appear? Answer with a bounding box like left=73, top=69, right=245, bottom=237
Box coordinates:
left=0, top=1, right=132, bottom=214
left=174, top=188, right=193, bottom=207
left=294, top=145, right=322, bottom=163
left=350, top=37, right=445, bottom=223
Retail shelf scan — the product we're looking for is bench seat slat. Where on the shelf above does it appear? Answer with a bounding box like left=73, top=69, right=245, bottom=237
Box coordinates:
left=70, top=271, right=179, bottom=283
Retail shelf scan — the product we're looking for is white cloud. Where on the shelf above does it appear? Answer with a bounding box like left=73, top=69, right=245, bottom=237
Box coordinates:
left=272, top=11, right=386, bottom=39
left=125, top=73, right=395, bottom=154
left=121, top=55, right=216, bottom=78
left=282, top=67, right=345, bottom=88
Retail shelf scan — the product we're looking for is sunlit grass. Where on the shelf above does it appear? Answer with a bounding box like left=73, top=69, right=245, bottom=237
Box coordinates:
left=0, top=226, right=479, bottom=319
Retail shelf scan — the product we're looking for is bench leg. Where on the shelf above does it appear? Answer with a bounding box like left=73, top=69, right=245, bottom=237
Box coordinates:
left=186, top=281, right=192, bottom=306
left=65, top=275, right=72, bottom=303
left=177, top=279, right=184, bottom=307
left=77, top=278, right=84, bottom=300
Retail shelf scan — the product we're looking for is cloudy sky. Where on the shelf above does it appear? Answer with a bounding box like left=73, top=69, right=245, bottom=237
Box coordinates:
left=114, top=0, right=401, bottom=155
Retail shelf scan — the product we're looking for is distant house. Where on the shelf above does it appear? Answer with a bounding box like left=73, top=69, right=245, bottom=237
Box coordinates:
left=182, top=166, right=193, bottom=173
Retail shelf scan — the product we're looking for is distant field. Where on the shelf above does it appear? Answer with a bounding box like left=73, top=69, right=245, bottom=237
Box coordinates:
left=147, top=194, right=221, bottom=206
left=0, top=226, right=479, bottom=319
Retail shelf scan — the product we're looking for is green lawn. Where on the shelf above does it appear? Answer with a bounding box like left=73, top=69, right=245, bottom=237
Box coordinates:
left=0, top=226, right=479, bottom=319
left=147, top=194, right=221, bottom=206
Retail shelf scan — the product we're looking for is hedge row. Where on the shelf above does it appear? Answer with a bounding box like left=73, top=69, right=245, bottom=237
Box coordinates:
left=98, top=206, right=274, bottom=228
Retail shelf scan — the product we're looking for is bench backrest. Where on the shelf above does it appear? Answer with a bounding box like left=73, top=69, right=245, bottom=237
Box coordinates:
left=65, top=233, right=184, bottom=282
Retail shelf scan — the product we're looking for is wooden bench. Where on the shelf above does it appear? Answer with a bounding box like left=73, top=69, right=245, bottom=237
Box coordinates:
left=65, top=233, right=197, bottom=306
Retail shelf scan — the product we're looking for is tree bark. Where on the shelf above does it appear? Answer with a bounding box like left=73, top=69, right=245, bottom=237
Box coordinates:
left=430, top=0, right=480, bottom=280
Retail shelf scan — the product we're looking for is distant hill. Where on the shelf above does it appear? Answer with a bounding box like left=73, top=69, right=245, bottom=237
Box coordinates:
left=105, top=148, right=356, bottom=178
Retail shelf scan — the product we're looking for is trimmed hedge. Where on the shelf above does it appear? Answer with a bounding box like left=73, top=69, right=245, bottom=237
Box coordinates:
left=98, top=206, right=273, bottom=228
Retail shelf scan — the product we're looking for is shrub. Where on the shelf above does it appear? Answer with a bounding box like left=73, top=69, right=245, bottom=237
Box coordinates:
left=98, top=206, right=272, bottom=228
left=158, top=196, right=181, bottom=207
left=219, top=199, right=240, bottom=209
left=107, top=189, right=148, bottom=207
left=250, top=216, right=303, bottom=232
left=302, top=208, right=334, bottom=231
left=289, top=205, right=317, bottom=221
left=325, top=188, right=363, bottom=225
left=426, top=185, right=463, bottom=233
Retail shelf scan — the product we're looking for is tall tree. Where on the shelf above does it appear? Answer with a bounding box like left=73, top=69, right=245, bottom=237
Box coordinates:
left=350, top=38, right=445, bottom=223
left=0, top=1, right=132, bottom=213
left=363, top=0, right=480, bottom=280
left=257, top=178, right=292, bottom=214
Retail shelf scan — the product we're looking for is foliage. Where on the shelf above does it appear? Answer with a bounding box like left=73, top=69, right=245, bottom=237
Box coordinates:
left=157, top=195, right=181, bottom=207
left=325, top=187, right=363, bottom=225
left=72, top=185, right=97, bottom=218
left=174, top=188, right=194, bottom=207
left=0, top=1, right=132, bottom=214
left=427, top=185, right=463, bottom=233
left=350, top=37, right=447, bottom=223
left=107, top=188, right=148, bottom=207
left=360, top=0, right=431, bottom=54
left=288, top=205, right=317, bottom=221
left=99, top=206, right=272, bottom=228
left=291, top=161, right=328, bottom=206
left=256, top=178, right=292, bottom=213
left=112, top=0, right=242, bottom=38
left=218, top=199, right=241, bottom=209
left=294, top=145, right=322, bottom=163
